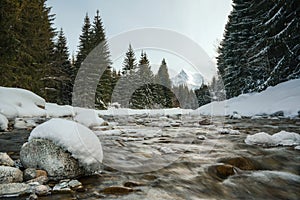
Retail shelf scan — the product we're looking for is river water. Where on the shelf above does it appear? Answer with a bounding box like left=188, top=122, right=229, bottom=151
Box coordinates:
left=1, top=116, right=299, bottom=200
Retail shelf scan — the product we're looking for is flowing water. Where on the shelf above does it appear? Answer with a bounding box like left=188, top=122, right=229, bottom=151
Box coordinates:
left=1, top=116, right=300, bottom=200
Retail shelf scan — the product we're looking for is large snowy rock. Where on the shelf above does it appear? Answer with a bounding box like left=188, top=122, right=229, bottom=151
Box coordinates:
left=0, top=87, right=46, bottom=119
left=0, top=166, right=23, bottom=184
left=20, top=139, right=86, bottom=180
left=20, top=118, right=103, bottom=179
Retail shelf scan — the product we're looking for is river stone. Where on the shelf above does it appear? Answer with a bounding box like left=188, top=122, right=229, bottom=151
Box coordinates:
left=270, top=111, right=284, bottom=117
left=218, top=157, right=262, bottom=170
left=0, top=166, right=23, bottom=183
left=24, top=168, right=36, bottom=181
left=207, top=164, right=235, bottom=180
left=101, top=186, right=134, bottom=195
left=34, top=185, right=50, bottom=196
left=0, top=183, right=31, bottom=197
left=0, top=152, right=15, bottom=167
left=20, top=139, right=85, bottom=180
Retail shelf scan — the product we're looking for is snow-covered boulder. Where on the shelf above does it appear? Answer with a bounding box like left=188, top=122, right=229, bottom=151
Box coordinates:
left=0, top=114, right=8, bottom=131
left=20, top=139, right=85, bottom=180
left=74, top=107, right=105, bottom=128
left=20, top=118, right=103, bottom=180
left=245, top=131, right=300, bottom=147
left=0, top=166, right=23, bottom=184
left=0, top=87, right=46, bottom=119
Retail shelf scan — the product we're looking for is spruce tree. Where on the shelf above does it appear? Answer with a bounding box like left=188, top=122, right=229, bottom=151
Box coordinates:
left=91, top=10, right=113, bottom=109
left=122, top=44, right=137, bottom=75
left=51, top=28, right=72, bottom=104
left=155, top=59, right=173, bottom=108
left=131, top=51, right=155, bottom=108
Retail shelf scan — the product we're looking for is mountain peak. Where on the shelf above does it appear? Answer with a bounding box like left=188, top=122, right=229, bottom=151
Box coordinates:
left=171, top=70, right=203, bottom=90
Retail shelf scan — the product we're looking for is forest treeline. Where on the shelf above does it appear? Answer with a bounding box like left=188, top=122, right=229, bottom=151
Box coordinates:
left=217, top=0, right=300, bottom=98
left=0, top=0, right=209, bottom=109
left=1, top=0, right=298, bottom=109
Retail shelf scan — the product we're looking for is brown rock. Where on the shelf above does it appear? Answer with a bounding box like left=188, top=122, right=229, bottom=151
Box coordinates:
left=36, top=170, right=47, bottom=178
left=218, top=156, right=262, bottom=170
left=124, top=181, right=145, bottom=187
left=101, top=186, right=134, bottom=195
left=207, top=164, right=235, bottom=180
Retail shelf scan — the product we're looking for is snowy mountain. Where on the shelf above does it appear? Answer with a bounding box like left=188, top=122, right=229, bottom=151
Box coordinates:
left=171, top=69, right=204, bottom=90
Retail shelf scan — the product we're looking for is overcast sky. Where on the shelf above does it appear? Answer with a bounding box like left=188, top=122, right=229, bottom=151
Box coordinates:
left=47, top=0, right=232, bottom=79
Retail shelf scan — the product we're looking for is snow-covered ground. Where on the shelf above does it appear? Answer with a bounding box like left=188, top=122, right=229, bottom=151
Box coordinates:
left=193, top=79, right=300, bottom=117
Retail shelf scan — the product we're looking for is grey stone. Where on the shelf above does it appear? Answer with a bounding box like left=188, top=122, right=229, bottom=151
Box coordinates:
left=28, top=193, right=38, bottom=200
left=26, top=176, right=48, bottom=185
left=68, top=180, right=82, bottom=188
left=20, top=139, right=85, bottom=180
left=34, top=185, right=50, bottom=196
left=0, top=166, right=23, bottom=183
left=0, top=153, right=15, bottom=167
left=270, top=111, right=284, bottom=117
left=0, top=183, right=31, bottom=197
left=24, top=168, right=36, bottom=181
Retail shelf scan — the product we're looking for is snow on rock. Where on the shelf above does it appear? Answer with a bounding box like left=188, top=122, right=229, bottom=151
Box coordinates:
left=0, top=113, right=8, bottom=131
left=74, top=107, right=105, bottom=128
left=28, top=118, right=103, bottom=171
left=217, top=128, right=240, bottom=135
left=0, top=87, right=46, bottom=119
left=245, top=131, right=300, bottom=147
left=193, top=79, right=300, bottom=117
left=45, top=103, right=75, bottom=118
left=295, top=146, right=300, bottom=150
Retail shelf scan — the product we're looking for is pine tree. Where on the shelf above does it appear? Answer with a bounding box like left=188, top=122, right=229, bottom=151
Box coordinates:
left=51, top=28, right=72, bottom=105
left=217, top=0, right=300, bottom=98
left=155, top=59, right=173, bottom=108
left=195, top=84, right=211, bottom=107
left=130, top=51, right=155, bottom=108
left=74, top=13, right=92, bottom=81
left=0, top=0, right=56, bottom=97
left=122, top=44, right=137, bottom=75
left=91, top=10, right=113, bottom=109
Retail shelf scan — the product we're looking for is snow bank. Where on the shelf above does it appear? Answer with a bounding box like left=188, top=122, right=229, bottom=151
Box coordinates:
left=0, top=113, right=8, bottom=131
left=97, top=107, right=192, bottom=117
left=245, top=131, right=300, bottom=147
left=193, top=79, right=300, bottom=117
left=74, top=107, right=105, bottom=128
left=0, top=87, right=46, bottom=118
left=46, top=103, right=75, bottom=118
left=29, top=118, right=103, bottom=170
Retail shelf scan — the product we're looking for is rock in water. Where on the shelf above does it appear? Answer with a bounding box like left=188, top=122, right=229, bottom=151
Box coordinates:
left=0, top=183, right=31, bottom=197
left=0, top=166, right=23, bottom=183
left=0, top=152, right=15, bottom=167
left=20, top=139, right=85, bottom=180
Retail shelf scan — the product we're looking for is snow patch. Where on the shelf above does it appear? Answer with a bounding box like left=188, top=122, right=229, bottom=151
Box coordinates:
left=194, top=79, right=300, bottom=117
left=46, top=103, right=75, bottom=118
left=74, top=108, right=105, bottom=128
left=0, top=87, right=46, bottom=118
left=29, top=118, right=103, bottom=171
left=245, top=131, right=300, bottom=147
left=0, top=113, right=8, bottom=131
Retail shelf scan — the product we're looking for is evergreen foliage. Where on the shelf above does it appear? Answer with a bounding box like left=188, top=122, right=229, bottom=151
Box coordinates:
left=217, top=0, right=300, bottom=98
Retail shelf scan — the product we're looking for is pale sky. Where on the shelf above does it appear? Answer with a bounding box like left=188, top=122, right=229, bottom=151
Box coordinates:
left=47, top=0, right=232, bottom=80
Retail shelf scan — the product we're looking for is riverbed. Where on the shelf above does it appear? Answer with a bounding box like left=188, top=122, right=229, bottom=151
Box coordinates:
left=1, top=116, right=300, bottom=199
